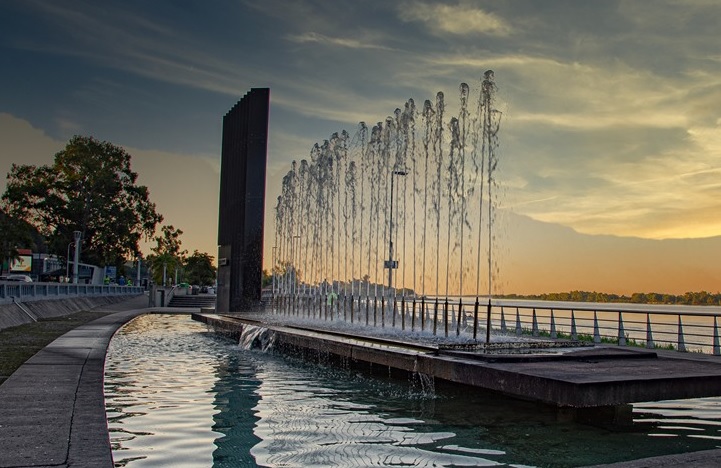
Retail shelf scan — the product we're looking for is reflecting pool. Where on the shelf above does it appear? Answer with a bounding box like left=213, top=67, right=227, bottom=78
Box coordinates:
left=104, top=315, right=721, bottom=467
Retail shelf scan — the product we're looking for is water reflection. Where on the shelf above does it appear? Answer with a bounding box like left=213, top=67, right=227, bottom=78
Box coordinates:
left=105, top=315, right=721, bottom=467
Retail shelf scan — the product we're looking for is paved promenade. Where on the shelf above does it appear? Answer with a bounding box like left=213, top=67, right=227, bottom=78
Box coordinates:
left=0, top=296, right=192, bottom=468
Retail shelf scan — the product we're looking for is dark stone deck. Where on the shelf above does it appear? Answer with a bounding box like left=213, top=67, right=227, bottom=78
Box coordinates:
left=193, top=313, right=721, bottom=408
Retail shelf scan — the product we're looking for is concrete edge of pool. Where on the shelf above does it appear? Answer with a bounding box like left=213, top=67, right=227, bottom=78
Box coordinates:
left=1, top=303, right=720, bottom=468
left=0, top=298, right=193, bottom=468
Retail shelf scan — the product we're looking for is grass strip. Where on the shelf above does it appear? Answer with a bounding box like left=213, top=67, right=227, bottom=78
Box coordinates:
left=0, top=310, right=110, bottom=385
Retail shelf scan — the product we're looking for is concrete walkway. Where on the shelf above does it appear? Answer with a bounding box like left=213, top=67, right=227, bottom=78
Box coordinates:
left=0, top=295, right=193, bottom=468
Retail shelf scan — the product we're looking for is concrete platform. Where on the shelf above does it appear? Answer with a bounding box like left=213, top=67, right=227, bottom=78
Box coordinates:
left=194, top=313, right=721, bottom=408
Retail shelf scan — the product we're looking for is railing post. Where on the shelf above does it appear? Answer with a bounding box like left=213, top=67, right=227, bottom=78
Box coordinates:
left=433, top=298, right=438, bottom=336
left=456, top=298, right=462, bottom=336
left=401, top=297, right=406, bottom=330
left=550, top=309, right=557, bottom=339
left=677, top=316, right=686, bottom=352
left=571, top=310, right=578, bottom=340
left=421, top=297, right=425, bottom=331
left=411, top=298, right=416, bottom=331
left=646, top=313, right=654, bottom=349
left=444, top=298, right=449, bottom=338
left=532, top=308, right=539, bottom=337
left=618, top=312, right=626, bottom=346
left=500, top=306, right=506, bottom=333
left=381, top=297, right=386, bottom=328
left=473, top=298, right=479, bottom=339
left=593, top=311, right=601, bottom=344
left=515, top=307, right=522, bottom=336
left=714, top=316, right=720, bottom=356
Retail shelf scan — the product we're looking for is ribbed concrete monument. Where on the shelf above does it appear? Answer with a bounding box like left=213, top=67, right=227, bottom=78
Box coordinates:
left=217, top=88, right=270, bottom=312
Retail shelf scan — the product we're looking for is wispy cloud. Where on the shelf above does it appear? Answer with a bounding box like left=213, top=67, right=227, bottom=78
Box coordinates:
left=398, top=1, right=513, bottom=37
left=286, top=32, right=394, bottom=51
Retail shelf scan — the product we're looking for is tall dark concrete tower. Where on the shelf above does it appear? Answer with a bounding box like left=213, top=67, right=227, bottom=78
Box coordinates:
left=217, top=88, right=270, bottom=312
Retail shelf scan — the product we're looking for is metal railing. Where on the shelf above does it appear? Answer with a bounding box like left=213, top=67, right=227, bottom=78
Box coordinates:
left=0, top=282, right=144, bottom=303
left=270, top=293, right=721, bottom=355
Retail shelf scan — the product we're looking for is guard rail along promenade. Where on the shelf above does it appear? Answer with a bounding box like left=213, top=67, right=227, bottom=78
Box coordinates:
left=272, top=294, right=721, bottom=355
left=0, top=281, right=144, bottom=330
left=0, top=282, right=143, bottom=304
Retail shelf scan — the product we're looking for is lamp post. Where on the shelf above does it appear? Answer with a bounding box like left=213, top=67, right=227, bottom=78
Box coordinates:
left=72, top=231, right=82, bottom=284
left=66, top=241, right=74, bottom=281
left=386, top=169, right=407, bottom=293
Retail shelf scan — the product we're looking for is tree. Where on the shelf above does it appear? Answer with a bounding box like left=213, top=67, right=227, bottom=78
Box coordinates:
left=1, top=136, right=162, bottom=268
left=0, top=209, right=35, bottom=274
left=146, top=225, right=186, bottom=286
left=184, top=250, right=217, bottom=286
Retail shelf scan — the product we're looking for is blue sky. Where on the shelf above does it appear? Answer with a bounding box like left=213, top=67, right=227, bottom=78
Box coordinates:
left=2, top=0, right=721, bottom=293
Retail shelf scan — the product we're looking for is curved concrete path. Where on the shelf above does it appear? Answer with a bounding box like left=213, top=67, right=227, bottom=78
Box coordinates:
left=0, top=296, right=193, bottom=468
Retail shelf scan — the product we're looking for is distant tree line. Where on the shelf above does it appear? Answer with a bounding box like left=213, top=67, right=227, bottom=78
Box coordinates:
left=500, top=290, right=721, bottom=306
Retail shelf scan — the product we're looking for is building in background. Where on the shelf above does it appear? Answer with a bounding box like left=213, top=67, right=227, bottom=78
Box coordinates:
left=216, top=88, right=270, bottom=312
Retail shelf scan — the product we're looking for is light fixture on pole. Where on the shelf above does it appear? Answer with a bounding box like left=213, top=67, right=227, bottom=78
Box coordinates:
left=386, top=169, right=407, bottom=293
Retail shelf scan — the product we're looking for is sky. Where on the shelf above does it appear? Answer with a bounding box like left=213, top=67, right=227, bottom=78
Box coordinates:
left=1, top=0, right=721, bottom=295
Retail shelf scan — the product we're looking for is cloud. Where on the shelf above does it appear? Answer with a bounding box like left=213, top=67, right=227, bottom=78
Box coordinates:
left=398, top=1, right=512, bottom=37
left=286, top=32, right=394, bottom=51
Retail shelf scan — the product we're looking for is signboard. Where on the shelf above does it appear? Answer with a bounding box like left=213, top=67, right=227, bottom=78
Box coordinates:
left=383, top=260, right=398, bottom=269
left=10, top=255, right=32, bottom=272
left=105, top=266, right=117, bottom=279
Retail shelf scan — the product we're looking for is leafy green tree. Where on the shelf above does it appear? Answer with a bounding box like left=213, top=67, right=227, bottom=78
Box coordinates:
left=0, top=209, right=35, bottom=274
left=184, top=250, right=216, bottom=286
left=146, top=225, right=186, bottom=286
left=1, top=135, right=162, bottom=268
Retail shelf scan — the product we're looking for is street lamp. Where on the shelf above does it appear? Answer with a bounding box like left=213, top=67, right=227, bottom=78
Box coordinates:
left=386, top=169, right=407, bottom=293
left=66, top=241, right=74, bottom=281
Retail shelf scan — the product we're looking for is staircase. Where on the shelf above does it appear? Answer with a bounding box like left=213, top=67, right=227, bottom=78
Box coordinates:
left=167, top=294, right=216, bottom=309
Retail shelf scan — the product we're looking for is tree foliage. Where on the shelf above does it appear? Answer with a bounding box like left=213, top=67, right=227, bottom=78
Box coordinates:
left=184, top=250, right=216, bottom=286
left=146, top=225, right=186, bottom=285
left=1, top=136, right=162, bottom=267
left=0, top=209, right=36, bottom=272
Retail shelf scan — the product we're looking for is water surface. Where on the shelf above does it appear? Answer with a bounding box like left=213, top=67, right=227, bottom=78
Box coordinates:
left=105, top=314, right=721, bottom=467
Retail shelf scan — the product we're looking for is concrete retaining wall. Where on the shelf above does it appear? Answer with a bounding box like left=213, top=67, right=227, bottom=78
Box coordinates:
left=0, top=295, right=145, bottom=331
